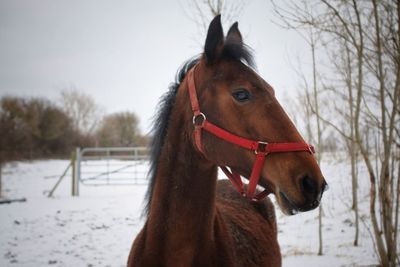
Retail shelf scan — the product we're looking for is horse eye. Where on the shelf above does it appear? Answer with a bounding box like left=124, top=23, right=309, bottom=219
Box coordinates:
left=231, top=89, right=251, bottom=102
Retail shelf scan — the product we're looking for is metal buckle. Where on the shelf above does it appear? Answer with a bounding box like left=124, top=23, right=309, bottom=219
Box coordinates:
left=254, top=141, right=268, bottom=154
left=192, top=112, right=206, bottom=127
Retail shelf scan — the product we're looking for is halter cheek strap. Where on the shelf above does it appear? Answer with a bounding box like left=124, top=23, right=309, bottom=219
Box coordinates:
left=187, top=67, right=315, bottom=201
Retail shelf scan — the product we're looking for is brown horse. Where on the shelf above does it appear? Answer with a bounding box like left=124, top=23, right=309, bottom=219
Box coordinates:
left=128, top=15, right=327, bottom=267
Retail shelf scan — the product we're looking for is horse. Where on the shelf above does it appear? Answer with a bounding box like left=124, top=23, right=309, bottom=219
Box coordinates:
left=128, top=15, right=327, bottom=267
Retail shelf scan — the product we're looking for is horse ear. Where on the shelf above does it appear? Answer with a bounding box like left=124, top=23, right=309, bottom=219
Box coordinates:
left=204, top=14, right=224, bottom=63
left=226, top=22, right=242, bottom=44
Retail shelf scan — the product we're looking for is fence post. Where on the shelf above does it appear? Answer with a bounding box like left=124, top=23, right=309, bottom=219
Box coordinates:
left=106, top=148, right=110, bottom=184
left=71, top=150, right=76, bottom=196
left=71, top=147, right=81, bottom=197
left=75, top=147, right=80, bottom=196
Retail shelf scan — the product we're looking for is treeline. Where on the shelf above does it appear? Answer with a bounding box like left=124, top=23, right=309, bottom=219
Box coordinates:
left=0, top=90, right=148, bottom=162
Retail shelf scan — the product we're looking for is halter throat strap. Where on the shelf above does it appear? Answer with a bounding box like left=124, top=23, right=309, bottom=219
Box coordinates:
left=186, top=66, right=315, bottom=201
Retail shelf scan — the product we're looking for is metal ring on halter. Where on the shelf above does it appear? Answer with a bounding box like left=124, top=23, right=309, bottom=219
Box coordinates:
left=192, top=112, right=206, bottom=127
left=254, top=141, right=268, bottom=154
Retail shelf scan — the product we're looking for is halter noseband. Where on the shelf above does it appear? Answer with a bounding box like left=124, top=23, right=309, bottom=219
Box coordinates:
left=187, top=66, right=315, bottom=201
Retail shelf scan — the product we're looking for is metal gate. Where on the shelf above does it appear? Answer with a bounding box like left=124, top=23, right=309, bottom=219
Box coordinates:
left=72, top=147, right=150, bottom=196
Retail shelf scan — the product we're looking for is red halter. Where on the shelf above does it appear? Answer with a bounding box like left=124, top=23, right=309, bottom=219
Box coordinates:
left=187, top=66, right=315, bottom=201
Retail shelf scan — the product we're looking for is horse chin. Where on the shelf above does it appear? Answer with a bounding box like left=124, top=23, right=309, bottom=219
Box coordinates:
left=259, top=178, right=300, bottom=216
left=277, top=191, right=301, bottom=216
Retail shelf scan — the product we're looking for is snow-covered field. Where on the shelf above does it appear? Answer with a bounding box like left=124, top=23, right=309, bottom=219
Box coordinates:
left=0, top=156, right=382, bottom=266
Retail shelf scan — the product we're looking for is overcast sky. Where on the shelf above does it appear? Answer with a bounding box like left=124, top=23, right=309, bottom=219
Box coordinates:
left=0, top=0, right=309, bottom=132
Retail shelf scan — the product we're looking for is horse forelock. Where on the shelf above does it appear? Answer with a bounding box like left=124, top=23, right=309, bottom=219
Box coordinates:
left=221, top=42, right=256, bottom=70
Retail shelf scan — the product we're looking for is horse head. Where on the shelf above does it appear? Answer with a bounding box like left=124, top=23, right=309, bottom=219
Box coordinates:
left=179, top=15, right=327, bottom=215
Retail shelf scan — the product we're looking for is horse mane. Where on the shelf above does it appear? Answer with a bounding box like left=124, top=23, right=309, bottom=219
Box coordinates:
left=143, top=56, right=200, bottom=216
left=144, top=43, right=255, bottom=216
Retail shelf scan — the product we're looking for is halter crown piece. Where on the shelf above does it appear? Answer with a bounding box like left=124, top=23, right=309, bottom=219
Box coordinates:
left=187, top=66, right=315, bottom=201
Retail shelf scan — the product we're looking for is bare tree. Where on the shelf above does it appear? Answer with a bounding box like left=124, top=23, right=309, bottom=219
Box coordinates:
left=320, top=32, right=361, bottom=246
left=59, top=86, right=103, bottom=136
left=271, top=0, right=400, bottom=265
left=271, top=1, right=328, bottom=255
left=308, top=29, right=325, bottom=256
left=182, top=0, right=247, bottom=35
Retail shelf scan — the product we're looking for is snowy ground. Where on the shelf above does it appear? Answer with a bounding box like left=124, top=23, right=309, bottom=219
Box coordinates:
left=0, top=155, right=385, bottom=266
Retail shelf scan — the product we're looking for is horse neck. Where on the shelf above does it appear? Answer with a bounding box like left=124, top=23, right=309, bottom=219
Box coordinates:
left=145, top=99, right=218, bottom=260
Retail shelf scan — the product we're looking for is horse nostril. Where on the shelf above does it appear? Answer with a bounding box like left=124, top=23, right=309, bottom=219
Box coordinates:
left=301, top=175, right=317, bottom=196
left=311, top=200, right=319, bottom=208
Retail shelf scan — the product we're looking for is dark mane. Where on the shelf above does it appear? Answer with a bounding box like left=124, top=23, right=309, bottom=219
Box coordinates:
left=144, top=43, right=255, bottom=216
left=143, top=56, right=200, bottom=216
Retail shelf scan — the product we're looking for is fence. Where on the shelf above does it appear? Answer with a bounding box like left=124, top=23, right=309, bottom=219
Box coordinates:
left=71, top=147, right=150, bottom=196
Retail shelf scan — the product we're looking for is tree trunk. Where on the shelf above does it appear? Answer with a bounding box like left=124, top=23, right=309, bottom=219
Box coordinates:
left=392, top=157, right=400, bottom=267
left=0, top=160, right=2, bottom=199
left=351, top=147, right=359, bottom=246
left=310, top=34, right=324, bottom=256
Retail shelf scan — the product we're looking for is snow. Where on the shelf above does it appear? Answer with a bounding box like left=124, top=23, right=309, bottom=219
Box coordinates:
left=1, top=160, right=145, bottom=267
left=0, top=156, right=383, bottom=266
